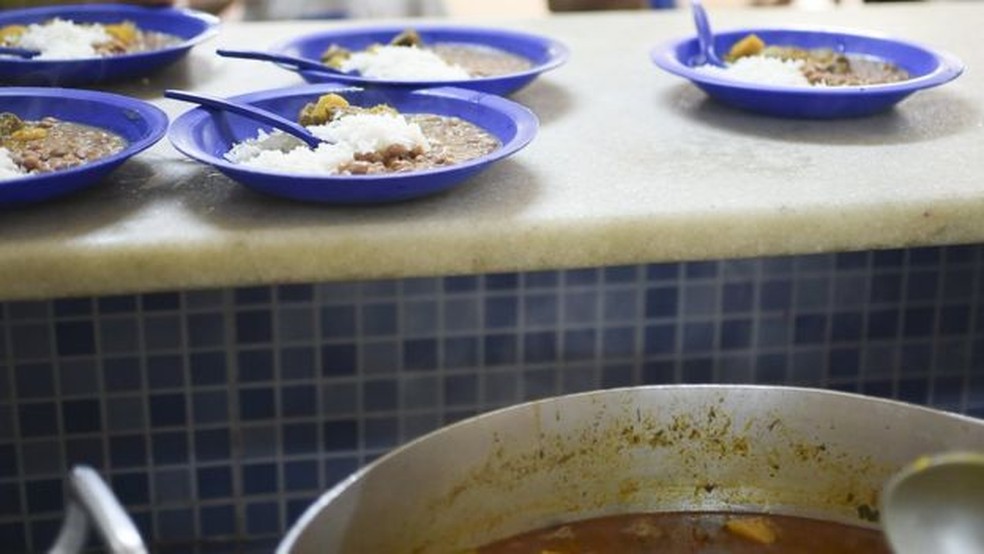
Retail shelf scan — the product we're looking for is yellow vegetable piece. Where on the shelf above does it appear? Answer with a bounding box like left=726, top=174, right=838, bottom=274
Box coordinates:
left=104, top=21, right=138, bottom=45
left=298, top=93, right=351, bottom=126
left=10, top=127, right=47, bottom=141
left=0, top=25, right=27, bottom=44
left=725, top=33, right=766, bottom=62
left=724, top=516, right=779, bottom=544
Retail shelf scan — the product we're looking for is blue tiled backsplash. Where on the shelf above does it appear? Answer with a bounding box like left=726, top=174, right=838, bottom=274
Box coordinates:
left=2, top=245, right=983, bottom=552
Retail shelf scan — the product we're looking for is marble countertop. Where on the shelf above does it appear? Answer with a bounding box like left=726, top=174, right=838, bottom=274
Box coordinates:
left=2, top=3, right=983, bottom=300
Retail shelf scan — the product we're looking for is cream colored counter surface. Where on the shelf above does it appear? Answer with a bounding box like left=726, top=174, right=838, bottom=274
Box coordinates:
left=2, top=4, right=983, bottom=300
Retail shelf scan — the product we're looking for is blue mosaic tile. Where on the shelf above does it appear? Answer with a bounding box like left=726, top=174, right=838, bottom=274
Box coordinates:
left=236, top=310, right=273, bottom=344
left=761, top=258, right=794, bottom=276
left=59, top=360, right=99, bottom=397
left=280, top=347, right=317, bottom=380
left=240, top=389, right=275, bottom=421
left=681, top=358, right=713, bottom=383
left=682, top=322, right=715, bottom=353
left=281, top=386, right=316, bottom=418
left=112, top=472, right=150, bottom=505
left=277, top=284, right=314, bottom=303
left=524, top=294, right=559, bottom=327
left=642, top=360, right=675, bottom=384
left=243, top=463, right=278, bottom=495
left=0, top=522, right=28, bottom=551
left=10, top=323, right=51, bottom=360
left=794, top=278, right=830, bottom=311
left=277, top=307, right=316, bottom=342
left=148, top=355, right=184, bottom=389
left=152, top=432, right=188, bottom=465
left=362, top=304, right=398, bottom=336
left=238, top=350, right=275, bottom=383
left=942, top=269, right=974, bottom=300
left=602, top=327, right=635, bottom=358
left=109, top=435, right=147, bottom=469
left=155, top=469, right=192, bottom=504
left=65, top=437, right=103, bottom=468
left=55, top=321, right=96, bottom=356
left=867, top=310, right=900, bottom=339
left=444, top=375, right=478, bottom=406
left=484, top=334, right=517, bottom=366
left=402, top=277, right=439, bottom=296
left=444, top=297, right=480, bottom=331
left=321, top=344, right=356, bottom=376
left=444, top=336, right=479, bottom=369
left=907, top=271, right=940, bottom=302
left=828, top=348, right=861, bottom=378
left=403, top=339, right=438, bottom=371
left=15, top=363, right=55, bottom=399
left=322, top=382, right=358, bottom=415
left=403, top=300, right=438, bottom=337
left=189, top=352, right=226, bottom=386
left=184, top=290, right=225, bottom=310
left=7, top=301, right=47, bottom=320
left=830, top=312, right=863, bottom=342
left=835, top=251, right=869, bottom=269
left=194, top=429, right=231, bottom=462
left=28, top=519, right=60, bottom=552
left=282, top=423, right=317, bottom=455
left=909, top=247, right=941, bottom=266
left=25, top=478, right=61, bottom=514
left=103, top=357, right=142, bottom=391
left=363, top=380, right=397, bottom=412
left=903, top=307, right=935, bottom=337
left=323, top=420, right=358, bottom=451
left=197, top=466, right=233, bottom=499
left=187, top=313, right=225, bottom=349
left=522, top=368, right=557, bottom=400
left=485, top=296, right=518, bottom=328
left=486, top=273, right=519, bottom=290
left=564, top=291, right=598, bottom=324
left=870, top=274, right=903, bottom=304
left=563, top=329, right=596, bottom=361
left=755, top=353, right=787, bottom=383
left=603, top=290, right=637, bottom=322
left=644, top=286, right=678, bottom=318
left=321, top=305, right=356, bottom=339
left=794, top=314, right=826, bottom=344
left=940, top=305, right=971, bottom=335
left=62, top=399, right=101, bottom=434
left=143, top=292, right=182, bottom=312
left=645, top=324, right=675, bottom=355
left=759, top=281, right=792, bottom=311
left=20, top=440, right=61, bottom=476
left=646, top=263, right=679, bottom=281
left=720, top=320, right=752, bottom=350
left=600, top=363, right=633, bottom=389
left=284, top=460, right=318, bottom=492
left=0, top=482, right=21, bottom=516
left=157, top=508, right=196, bottom=541
left=234, top=287, right=271, bottom=306
left=873, top=249, right=905, bottom=268
left=54, top=298, right=93, bottom=317
left=524, top=331, right=557, bottom=364
left=685, top=261, right=717, bottom=279
left=362, top=281, right=399, bottom=298
left=722, top=282, right=754, bottom=313
left=18, top=403, right=57, bottom=438
left=523, top=270, right=558, bottom=288
left=900, top=343, right=934, bottom=374
left=564, top=268, right=599, bottom=287
left=199, top=504, right=236, bottom=537
left=361, top=341, right=398, bottom=375
left=443, top=275, right=479, bottom=293
left=795, top=254, right=834, bottom=273
left=364, top=417, right=398, bottom=449
left=898, top=377, right=930, bottom=404
left=603, top=265, right=639, bottom=283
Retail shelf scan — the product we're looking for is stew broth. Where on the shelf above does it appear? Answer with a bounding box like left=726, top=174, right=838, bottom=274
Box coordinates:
left=477, top=512, right=890, bottom=553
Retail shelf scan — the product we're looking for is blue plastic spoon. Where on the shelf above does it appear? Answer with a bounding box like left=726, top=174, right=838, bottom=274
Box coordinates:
left=691, top=0, right=725, bottom=67
left=164, top=89, right=330, bottom=149
left=0, top=46, right=41, bottom=59
left=215, top=48, right=350, bottom=76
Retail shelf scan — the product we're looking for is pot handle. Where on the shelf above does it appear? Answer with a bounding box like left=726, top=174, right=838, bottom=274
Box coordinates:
left=47, top=466, right=148, bottom=554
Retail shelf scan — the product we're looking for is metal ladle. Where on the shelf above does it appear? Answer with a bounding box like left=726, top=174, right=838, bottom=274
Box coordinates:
left=881, top=451, right=984, bottom=554
left=690, top=0, right=725, bottom=67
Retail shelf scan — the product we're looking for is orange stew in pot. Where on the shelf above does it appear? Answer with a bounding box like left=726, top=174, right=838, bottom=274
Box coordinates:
left=475, top=512, right=890, bottom=553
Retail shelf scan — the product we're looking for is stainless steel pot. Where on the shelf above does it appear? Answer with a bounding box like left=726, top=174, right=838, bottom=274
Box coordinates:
left=278, top=385, right=984, bottom=553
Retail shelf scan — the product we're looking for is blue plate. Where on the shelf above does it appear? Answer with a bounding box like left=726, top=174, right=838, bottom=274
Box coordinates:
left=167, top=84, right=539, bottom=204
left=270, top=24, right=570, bottom=96
left=0, top=5, right=219, bottom=86
left=0, top=88, right=168, bottom=205
left=651, top=26, right=964, bottom=119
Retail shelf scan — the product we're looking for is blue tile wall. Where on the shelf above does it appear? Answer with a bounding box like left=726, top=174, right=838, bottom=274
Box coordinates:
left=1, top=245, right=984, bottom=552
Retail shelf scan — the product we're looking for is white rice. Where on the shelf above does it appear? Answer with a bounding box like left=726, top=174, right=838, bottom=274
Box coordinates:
left=0, top=147, right=25, bottom=181
left=225, top=111, right=430, bottom=175
left=13, top=18, right=111, bottom=60
left=340, top=45, right=470, bottom=81
left=696, top=55, right=811, bottom=87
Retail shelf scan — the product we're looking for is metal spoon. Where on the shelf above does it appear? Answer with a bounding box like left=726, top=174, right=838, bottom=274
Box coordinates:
left=881, top=451, right=984, bottom=554
left=215, top=48, right=350, bottom=76
left=164, top=89, right=330, bottom=149
left=690, top=0, right=725, bottom=67
left=0, top=46, right=41, bottom=59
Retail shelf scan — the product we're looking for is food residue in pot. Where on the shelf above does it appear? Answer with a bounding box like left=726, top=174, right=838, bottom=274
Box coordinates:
left=472, top=512, right=890, bottom=553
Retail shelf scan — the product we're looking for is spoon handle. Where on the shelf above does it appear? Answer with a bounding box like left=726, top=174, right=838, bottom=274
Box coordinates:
left=0, top=46, right=41, bottom=59
left=164, top=89, right=324, bottom=149
left=691, top=0, right=724, bottom=67
left=215, top=48, right=342, bottom=75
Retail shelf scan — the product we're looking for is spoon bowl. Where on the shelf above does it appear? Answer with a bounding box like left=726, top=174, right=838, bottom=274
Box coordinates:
left=691, top=0, right=725, bottom=67
left=164, top=89, right=328, bottom=149
left=216, top=48, right=349, bottom=76
left=881, top=452, right=984, bottom=554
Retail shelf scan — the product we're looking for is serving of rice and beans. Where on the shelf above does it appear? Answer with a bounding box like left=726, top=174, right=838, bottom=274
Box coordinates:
left=225, top=93, right=500, bottom=176
left=0, top=112, right=127, bottom=181
left=696, top=33, right=910, bottom=87
left=320, top=29, right=532, bottom=81
left=0, top=18, right=181, bottom=59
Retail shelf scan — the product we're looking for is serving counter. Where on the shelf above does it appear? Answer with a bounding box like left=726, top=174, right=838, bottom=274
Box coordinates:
left=1, top=3, right=982, bottom=301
